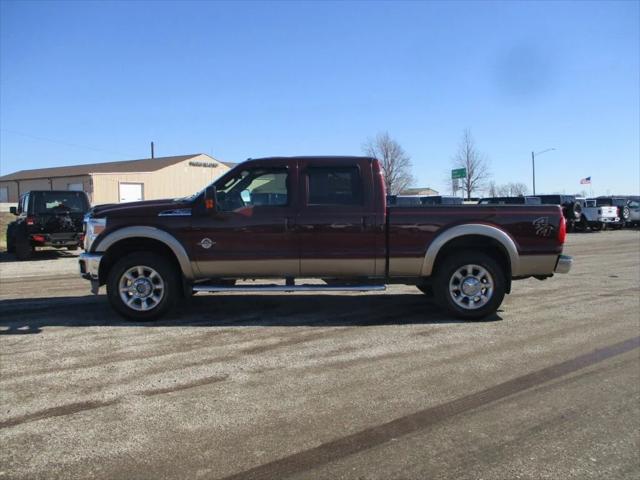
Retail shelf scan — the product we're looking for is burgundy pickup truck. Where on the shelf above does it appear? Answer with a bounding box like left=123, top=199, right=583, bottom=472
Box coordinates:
left=79, top=156, right=572, bottom=321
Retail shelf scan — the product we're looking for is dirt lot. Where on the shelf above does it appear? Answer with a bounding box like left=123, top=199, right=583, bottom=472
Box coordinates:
left=1, top=230, right=639, bottom=480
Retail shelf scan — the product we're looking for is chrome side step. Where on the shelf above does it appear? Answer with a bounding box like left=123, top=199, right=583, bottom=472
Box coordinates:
left=192, top=284, right=386, bottom=293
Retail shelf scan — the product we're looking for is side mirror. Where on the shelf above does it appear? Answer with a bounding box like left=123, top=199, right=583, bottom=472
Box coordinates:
left=10, top=206, right=17, bottom=215
left=204, top=185, right=217, bottom=213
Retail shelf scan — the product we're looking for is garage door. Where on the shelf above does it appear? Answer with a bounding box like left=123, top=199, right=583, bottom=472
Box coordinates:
left=119, top=183, right=143, bottom=203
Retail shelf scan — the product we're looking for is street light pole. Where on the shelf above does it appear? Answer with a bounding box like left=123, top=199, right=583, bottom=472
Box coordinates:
left=531, top=151, right=536, bottom=195
left=531, top=148, right=555, bottom=196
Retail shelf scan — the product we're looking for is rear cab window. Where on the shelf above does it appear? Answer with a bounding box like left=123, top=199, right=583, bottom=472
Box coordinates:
left=306, top=166, right=363, bottom=206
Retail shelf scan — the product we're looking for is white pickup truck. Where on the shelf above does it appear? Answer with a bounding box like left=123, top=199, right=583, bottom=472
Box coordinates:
left=577, top=199, right=619, bottom=231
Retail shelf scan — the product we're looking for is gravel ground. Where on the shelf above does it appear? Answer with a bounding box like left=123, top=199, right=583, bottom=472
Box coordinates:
left=0, top=230, right=638, bottom=480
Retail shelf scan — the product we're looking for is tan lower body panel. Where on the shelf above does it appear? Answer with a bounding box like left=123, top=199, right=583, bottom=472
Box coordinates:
left=516, top=254, right=558, bottom=276
left=196, top=259, right=299, bottom=277
left=301, top=258, right=376, bottom=277
left=388, top=257, right=423, bottom=277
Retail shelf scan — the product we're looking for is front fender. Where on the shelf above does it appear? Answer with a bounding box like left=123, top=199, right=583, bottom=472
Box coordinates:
left=94, top=226, right=195, bottom=280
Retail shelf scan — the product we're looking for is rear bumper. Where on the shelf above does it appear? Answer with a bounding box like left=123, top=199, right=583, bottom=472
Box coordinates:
left=31, top=232, right=83, bottom=247
left=554, top=254, right=573, bottom=274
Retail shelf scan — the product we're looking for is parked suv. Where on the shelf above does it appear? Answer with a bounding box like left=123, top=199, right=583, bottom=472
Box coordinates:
left=535, top=195, right=582, bottom=231
left=594, top=197, right=631, bottom=228
left=7, top=190, right=90, bottom=260
left=627, top=200, right=640, bottom=227
left=575, top=199, right=619, bottom=231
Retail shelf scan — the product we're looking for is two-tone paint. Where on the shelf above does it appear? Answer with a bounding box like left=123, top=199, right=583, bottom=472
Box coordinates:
left=83, top=156, right=567, bottom=286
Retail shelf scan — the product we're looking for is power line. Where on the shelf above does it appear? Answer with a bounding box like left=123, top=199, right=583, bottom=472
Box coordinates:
left=0, top=129, right=136, bottom=158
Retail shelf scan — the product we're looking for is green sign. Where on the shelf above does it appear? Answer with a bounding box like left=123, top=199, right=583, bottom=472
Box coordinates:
left=451, top=168, right=467, bottom=179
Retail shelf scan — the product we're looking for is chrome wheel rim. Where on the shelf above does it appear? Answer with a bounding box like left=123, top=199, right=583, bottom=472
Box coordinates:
left=118, top=265, right=165, bottom=311
left=449, top=264, right=494, bottom=310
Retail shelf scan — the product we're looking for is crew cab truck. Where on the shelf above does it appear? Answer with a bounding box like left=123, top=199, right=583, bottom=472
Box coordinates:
left=79, top=156, right=572, bottom=321
left=7, top=190, right=90, bottom=260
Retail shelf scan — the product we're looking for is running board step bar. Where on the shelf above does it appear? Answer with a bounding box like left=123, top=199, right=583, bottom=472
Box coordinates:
left=192, top=284, right=386, bottom=293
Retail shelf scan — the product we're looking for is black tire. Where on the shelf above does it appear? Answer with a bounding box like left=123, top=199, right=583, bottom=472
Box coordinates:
left=6, top=224, right=15, bottom=253
left=14, top=230, right=33, bottom=260
left=575, top=215, right=588, bottom=232
left=590, top=222, right=602, bottom=231
left=433, top=250, right=506, bottom=320
left=106, top=252, right=178, bottom=321
left=417, top=285, right=433, bottom=297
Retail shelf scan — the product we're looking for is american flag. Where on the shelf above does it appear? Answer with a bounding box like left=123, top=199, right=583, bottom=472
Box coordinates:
left=580, top=176, right=591, bottom=185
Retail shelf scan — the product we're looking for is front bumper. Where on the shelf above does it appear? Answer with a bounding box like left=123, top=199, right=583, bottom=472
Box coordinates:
left=79, top=253, right=103, bottom=294
left=554, top=254, right=573, bottom=274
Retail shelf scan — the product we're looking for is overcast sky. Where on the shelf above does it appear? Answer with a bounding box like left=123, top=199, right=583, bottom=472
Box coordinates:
left=1, top=0, right=638, bottom=196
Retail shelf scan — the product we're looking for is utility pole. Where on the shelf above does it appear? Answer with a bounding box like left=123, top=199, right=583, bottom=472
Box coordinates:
left=151, top=141, right=155, bottom=159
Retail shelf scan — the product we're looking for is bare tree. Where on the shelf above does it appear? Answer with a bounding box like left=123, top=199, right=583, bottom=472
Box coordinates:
left=363, top=132, right=415, bottom=194
left=487, top=181, right=499, bottom=197
left=493, top=182, right=529, bottom=196
left=508, top=182, right=528, bottom=196
left=451, top=129, right=490, bottom=199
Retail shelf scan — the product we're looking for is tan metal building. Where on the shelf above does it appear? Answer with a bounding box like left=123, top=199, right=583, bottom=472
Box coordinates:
left=0, top=153, right=234, bottom=205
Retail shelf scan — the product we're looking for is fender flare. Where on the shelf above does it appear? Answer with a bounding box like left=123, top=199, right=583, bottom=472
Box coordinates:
left=420, top=224, right=520, bottom=277
left=94, top=226, right=195, bottom=279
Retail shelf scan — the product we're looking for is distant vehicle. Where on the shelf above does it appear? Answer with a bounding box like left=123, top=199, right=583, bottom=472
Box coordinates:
left=419, top=195, right=464, bottom=205
left=387, top=195, right=463, bottom=206
left=576, top=199, right=619, bottom=231
left=594, top=197, right=631, bottom=228
left=478, top=196, right=541, bottom=205
left=535, top=195, right=582, bottom=231
left=7, top=190, right=90, bottom=260
left=626, top=200, right=640, bottom=227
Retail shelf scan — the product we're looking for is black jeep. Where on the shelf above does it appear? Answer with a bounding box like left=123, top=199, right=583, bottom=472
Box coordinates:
left=535, top=194, right=582, bottom=232
left=7, top=190, right=90, bottom=260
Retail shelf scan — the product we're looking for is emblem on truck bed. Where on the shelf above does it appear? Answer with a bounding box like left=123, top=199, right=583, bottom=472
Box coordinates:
left=198, top=238, right=215, bottom=249
left=533, top=217, right=554, bottom=237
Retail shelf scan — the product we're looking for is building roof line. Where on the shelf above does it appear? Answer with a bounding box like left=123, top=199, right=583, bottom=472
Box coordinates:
left=0, top=153, right=235, bottom=182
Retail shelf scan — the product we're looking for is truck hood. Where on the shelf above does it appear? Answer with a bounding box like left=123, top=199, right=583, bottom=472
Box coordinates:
left=90, top=198, right=192, bottom=218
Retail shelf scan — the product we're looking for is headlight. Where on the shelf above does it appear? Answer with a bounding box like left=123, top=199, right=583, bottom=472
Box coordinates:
left=84, top=217, right=106, bottom=250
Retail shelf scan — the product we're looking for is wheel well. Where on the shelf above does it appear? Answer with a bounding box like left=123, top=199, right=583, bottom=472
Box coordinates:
left=98, top=237, right=183, bottom=288
left=432, top=235, right=512, bottom=293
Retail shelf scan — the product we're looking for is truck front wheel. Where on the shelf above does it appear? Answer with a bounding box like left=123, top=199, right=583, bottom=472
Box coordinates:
left=433, top=251, right=506, bottom=320
left=106, top=252, right=178, bottom=321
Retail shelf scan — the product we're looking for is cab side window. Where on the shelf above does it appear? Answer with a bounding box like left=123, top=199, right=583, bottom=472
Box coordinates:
left=306, top=167, right=362, bottom=206
left=217, top=168, right=289, bottom=211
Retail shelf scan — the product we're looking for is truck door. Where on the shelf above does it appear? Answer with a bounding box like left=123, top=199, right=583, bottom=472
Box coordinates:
left=296, top=158, right=381, bottom=277
left=191, top=160, right=299, bottom=277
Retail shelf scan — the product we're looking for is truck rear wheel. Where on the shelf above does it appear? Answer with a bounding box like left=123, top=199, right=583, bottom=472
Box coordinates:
left=14, top=231, right=33, bottom=261
left=433, top=251, right=506, bottom=320
left=106, top=252, right=178, bottom=321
